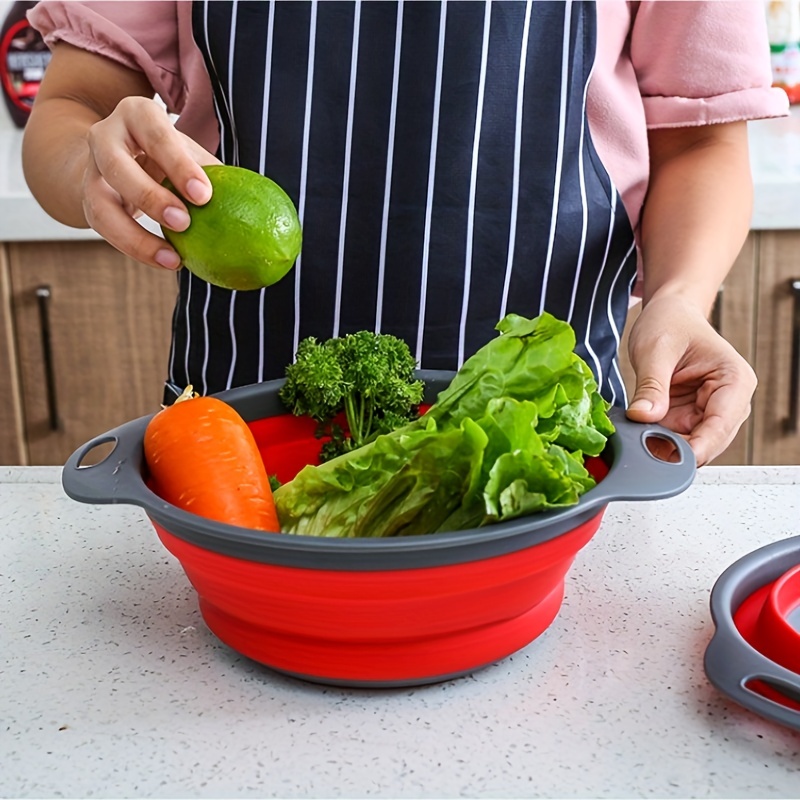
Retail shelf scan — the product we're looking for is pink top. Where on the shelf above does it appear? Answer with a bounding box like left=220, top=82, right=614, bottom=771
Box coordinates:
left=29, top=0, right=789, bottom=244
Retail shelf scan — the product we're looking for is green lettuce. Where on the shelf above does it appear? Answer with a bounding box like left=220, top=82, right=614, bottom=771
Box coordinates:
left=273, top=312, right=615, bottom=537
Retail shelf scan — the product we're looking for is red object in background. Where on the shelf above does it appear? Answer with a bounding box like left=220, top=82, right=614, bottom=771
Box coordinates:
left=0, top=2, right=50, bottom=127
left=784, top=84, right=800, bottom=104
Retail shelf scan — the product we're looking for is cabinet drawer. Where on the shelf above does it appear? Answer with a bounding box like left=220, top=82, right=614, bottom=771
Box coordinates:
left=8, top=241, right=177, bottom=466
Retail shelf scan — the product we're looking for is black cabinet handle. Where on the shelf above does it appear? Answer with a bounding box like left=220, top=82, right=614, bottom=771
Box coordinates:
left=784, top=279, right=800, bottom=434
left=35, top=285, right=60, bottom=432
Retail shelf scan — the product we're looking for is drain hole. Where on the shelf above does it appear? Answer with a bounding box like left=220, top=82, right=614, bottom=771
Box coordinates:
left=745, top=677, right=800, bottom=709
left=77, top=438, right=117, bottom=468
left=643, top=432, right=682, bottom=463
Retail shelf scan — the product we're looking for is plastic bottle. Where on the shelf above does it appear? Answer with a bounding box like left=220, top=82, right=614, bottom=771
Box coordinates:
left=0, top=1, right=51, bottom=127
left=766, top=0, right=800, bottom=104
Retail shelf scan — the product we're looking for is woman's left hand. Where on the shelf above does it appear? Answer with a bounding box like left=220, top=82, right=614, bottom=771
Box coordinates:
left=625, top=294, right=757, bottom=467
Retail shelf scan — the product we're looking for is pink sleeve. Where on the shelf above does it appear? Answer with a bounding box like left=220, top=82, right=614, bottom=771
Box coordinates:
left=27, top=1, right=186, bottom=113
left=631, top=0, right=789, bottom=128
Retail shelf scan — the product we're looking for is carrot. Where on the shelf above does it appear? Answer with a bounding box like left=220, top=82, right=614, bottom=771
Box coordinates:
left=143, top=385, right=280, bottom=532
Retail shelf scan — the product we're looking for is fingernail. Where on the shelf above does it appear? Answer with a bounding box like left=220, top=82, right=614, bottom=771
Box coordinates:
left=186, top=177, right=212, bottom=205
left=162, top=206, right=191, bottom=231
left=629, top=399, right=654, bottom=412
left=155, top=248, right=181, bottom=269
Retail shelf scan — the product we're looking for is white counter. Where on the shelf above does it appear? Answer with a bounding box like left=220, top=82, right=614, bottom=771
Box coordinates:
left=1, top=465, right=798, bottom=798
left=3, top=109, right=800, bottom=242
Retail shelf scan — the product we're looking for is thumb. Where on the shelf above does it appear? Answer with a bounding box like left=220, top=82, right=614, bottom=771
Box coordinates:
left=626, top=353, right=673, bottom=424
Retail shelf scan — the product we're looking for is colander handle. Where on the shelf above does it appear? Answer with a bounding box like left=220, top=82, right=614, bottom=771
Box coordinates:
left=587, top=410, right=697, bottom=505
left=704, top=629, right=800, bottom=731
left=61, top=414, right=155, bottom=507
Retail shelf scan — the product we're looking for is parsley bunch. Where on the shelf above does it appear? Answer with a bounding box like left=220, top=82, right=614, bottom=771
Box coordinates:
left=279, top=331, right=425, bottom=462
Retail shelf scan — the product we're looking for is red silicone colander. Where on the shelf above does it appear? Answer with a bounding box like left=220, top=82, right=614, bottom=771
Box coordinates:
left=705, top=536, right=800, bottom=730
left=62, top=372, right=696, bottom=687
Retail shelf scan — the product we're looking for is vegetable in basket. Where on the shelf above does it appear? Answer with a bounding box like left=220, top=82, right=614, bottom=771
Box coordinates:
left=279, top=330, right=424, bottom=461
left=144, top=386, right=280, bottom=531
left=274, top=312, right=614, bottom=538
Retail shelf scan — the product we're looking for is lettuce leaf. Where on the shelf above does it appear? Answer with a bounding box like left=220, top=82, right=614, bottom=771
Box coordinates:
left=276, top=417, right=488, bottom=537
left=274, top=312, right=615, bottom=537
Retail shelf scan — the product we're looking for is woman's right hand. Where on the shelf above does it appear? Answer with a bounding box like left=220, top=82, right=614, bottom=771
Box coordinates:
left=83, top=95, right=221, bottom=270
left=23, top=41, right=221, bottom=270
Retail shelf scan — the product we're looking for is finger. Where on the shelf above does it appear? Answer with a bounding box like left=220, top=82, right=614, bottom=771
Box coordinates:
left=88, top=100, right=212, bottom=226
left=686, top=412, right=734, bottom=467
left=120, top=102, right=214, bottom=205
left=179, top=131, right=223, bottom=169
left=135, top=144, right=218, bottom=190
left=685, top=384, right=753, bottom=466
left=626, top=345, right=675, bottom=424
left=82, top=167, right=182, bottom=271
left=89, top=126, right=195, bottom=232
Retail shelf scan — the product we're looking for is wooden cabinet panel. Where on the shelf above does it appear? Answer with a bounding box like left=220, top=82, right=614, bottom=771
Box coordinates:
left=751, top=230, right=800, bottom=465
left=711, top=233, right=758, bottom=466
left=8, top=241, right=177, bottom=466
left=0, top=246, right=26, bottom=465
left=617, top=233, right=757, bottom=466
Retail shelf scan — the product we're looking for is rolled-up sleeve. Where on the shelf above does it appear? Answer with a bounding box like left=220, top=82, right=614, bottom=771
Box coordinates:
left=630, top=0, right=789, bottom=128
left=28, top=0, right=185, bottom=113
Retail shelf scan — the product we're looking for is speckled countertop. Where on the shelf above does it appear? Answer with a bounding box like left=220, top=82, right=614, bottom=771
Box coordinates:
left=2, top=465, right=799, bottom=798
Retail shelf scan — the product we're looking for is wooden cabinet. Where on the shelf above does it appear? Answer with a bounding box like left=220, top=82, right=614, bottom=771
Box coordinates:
left=0, top=240, right=176, bottom=466
left=620, top=230, right=800, bottom=466
left=0, top=246, right=26, bottom=464
left=751, top=230, right=800, bottom=464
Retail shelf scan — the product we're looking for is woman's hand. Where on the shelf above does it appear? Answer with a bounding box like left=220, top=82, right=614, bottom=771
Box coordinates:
left=82, top=96, right=220, bottom=269
left=625, top=294, right=757, bottom=466
left=23, top=42, right=220, bottom=270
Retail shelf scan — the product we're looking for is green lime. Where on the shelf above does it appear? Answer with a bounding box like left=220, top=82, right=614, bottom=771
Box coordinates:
left=161, top=165, right=302, bottom=291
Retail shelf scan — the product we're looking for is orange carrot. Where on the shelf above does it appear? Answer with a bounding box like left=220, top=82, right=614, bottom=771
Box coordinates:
left=144, top=385, right=280, bottom=532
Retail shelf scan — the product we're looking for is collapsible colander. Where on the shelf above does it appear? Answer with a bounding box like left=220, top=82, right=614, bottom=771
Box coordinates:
left=62, top=373, right=695, bottom=687
left=705, top=535, right=800, bottom=731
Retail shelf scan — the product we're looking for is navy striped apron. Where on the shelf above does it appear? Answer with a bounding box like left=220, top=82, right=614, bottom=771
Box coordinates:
left=167, top=0, right=637, bottom=405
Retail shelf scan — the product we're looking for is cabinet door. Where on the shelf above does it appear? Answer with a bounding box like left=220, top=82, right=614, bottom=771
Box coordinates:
left=617, top=232, right=758, bottom=466
left=711, top=232, right=758, bottom=465
left=0, top=246, right=26, bottom=465
left=8, top=241, right=177, bottom=466
left=752, top=230, right=800, bottom=464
